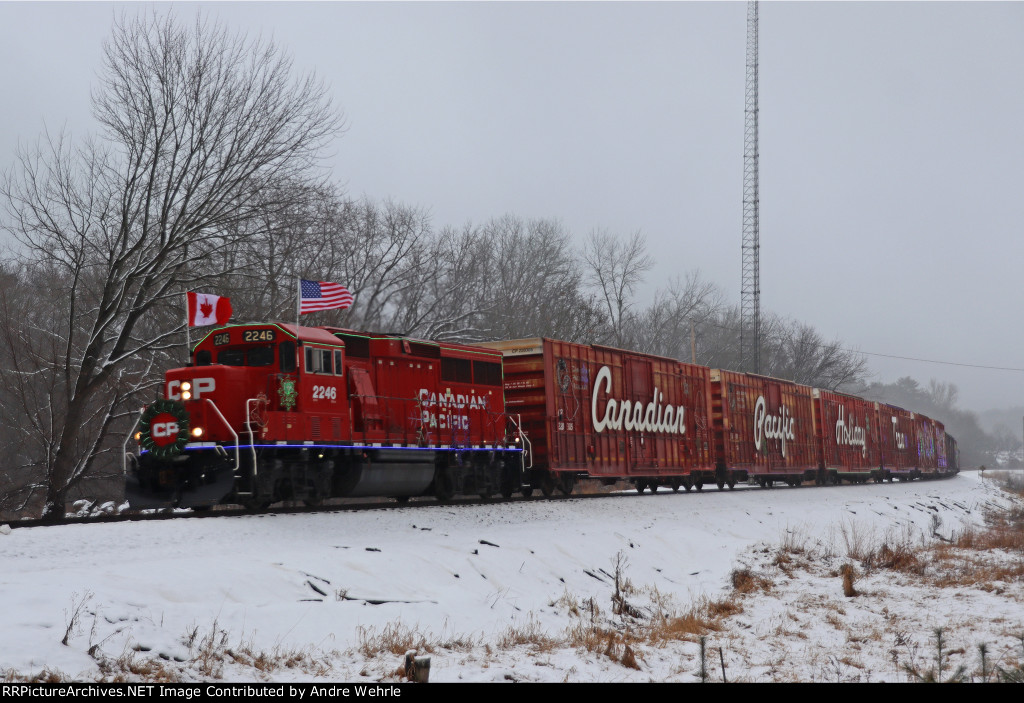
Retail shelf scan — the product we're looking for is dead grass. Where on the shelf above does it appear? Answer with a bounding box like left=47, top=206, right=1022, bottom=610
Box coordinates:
left=357, top=622, right=437, bottom=658
left=841, top=563, right=858, bottom=597
left=2, top=667, right=68, bottom=683
left=869, top=541, right=926, bottom=575
left=987, top=470, right=1024, bottom=498
left=731, top=567, right=773, bottom=594
left=954, top=524, right=1024, bottom=553
left=497, top=616, right=557, bottom=651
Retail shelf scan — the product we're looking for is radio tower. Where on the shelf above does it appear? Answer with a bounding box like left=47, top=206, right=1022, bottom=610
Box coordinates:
left=740, top=0, right=761, bottom=374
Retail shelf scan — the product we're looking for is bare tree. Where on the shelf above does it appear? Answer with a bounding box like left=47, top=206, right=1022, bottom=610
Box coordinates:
left=581, top=229, right=654, bottom=347
left=472, top=215, right=602, bottom=342
left=764, top=318, right=868, bottom=391
left=629, top=270, right=725, bottom=360
left=0, top=11, right=342, bottom=518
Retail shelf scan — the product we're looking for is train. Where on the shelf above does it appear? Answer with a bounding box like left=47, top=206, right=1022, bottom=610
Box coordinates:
left=124, top=322, right=959, bottom=510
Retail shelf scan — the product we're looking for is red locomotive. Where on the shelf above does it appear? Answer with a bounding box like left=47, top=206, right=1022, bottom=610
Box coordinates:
left=126, top=326, right=959, bottom=509
left=127, top=323, right=525, bottom=509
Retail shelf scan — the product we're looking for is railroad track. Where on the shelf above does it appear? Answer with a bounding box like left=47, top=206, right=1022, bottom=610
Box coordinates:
left=2, top=472, right=960, bottom=531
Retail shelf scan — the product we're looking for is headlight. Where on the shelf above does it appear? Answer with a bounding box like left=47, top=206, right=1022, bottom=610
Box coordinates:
left=134, top=431, right=142, bottom=441
left=181, top=382, right=192, bottom=391
left=181, top=391, right=192, bottom=400
left=191, top=427, right=204, bottom=438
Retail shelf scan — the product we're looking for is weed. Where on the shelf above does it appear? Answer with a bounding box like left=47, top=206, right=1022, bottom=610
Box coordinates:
left=902, top=627, right=967, bottom=683
left=61, top=592, right=94, bottom=646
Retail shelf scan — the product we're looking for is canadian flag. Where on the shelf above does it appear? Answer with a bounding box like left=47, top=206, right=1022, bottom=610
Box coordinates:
left=187, top=292, right=232, bottom=327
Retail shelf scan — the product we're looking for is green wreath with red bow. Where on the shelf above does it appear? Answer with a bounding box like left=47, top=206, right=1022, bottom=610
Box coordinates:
left=138, top=399, right=191, bottom=460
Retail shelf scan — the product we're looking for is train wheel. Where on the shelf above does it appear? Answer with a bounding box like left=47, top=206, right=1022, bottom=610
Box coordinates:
left=558, top=474, right=576, bottom=496
left=521, top=486, right=534, bottom=498
left=434, top=468, right=455, bottom=502
left=727, top=479, right=736, bottom=490
left=694, top=477, right=704, bottom=492
left=541, top=473, right=556, bottom=498
left=683, top=478, right=693, bottom=492
left=717, top=478, right=726, bottom=490
left=670, top=478, right=681, bottom=493
left=635, top=480, right=647, bottom=493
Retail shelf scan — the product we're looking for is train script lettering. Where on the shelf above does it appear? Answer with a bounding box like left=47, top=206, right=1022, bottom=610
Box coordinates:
left=835, top=406, right=867, bottom=457
left=753, top=396, right=796, bottom=458
left=418, top=389, right=489, bottom=431
left=590, top=366, right=686, bottom=435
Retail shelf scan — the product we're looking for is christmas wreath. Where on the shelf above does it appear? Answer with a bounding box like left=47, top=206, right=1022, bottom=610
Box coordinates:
left=138, top=398, right=191, bottom=460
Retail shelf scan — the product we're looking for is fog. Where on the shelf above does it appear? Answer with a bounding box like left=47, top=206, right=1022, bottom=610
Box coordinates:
left=1, top=1, right=1021, bottom=412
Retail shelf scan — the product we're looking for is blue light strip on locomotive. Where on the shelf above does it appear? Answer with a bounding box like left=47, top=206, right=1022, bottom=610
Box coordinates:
left=141, top=443, right=522, bottom=454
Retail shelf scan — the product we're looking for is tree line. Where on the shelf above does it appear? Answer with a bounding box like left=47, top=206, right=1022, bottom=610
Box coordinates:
left=0, top=12, right=989, bottom=519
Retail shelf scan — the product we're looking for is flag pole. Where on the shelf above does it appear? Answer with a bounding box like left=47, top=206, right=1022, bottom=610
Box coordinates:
left=296, top=277, right=301, bottom=329
left=184, top=292, right=191, bottom=366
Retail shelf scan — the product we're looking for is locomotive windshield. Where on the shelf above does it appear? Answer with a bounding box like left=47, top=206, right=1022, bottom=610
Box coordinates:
left=217, top=345, right=275, bottom=367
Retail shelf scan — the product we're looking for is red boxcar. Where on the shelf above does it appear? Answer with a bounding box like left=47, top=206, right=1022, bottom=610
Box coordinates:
left=934, top=421, right=949, bottom=473
left=813, top=389, right=885, bottom=483
left=876, top=403, right=920, bottom=479
left=915, top=414, right=941, bottom=477
left=478, top=338, right=716, bottom=494
left=710, top=370, right=819, bottom=486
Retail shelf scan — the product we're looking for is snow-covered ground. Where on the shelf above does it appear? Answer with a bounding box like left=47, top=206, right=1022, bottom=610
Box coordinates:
left=1, top=471, right=1022, bottom=683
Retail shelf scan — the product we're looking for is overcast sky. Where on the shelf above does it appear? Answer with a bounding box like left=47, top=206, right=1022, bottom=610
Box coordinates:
left=1, top=1, right=1022, bottom=414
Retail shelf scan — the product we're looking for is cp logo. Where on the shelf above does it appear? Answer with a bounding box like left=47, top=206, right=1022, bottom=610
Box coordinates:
left=149, top=413, right=180, bottom=446
left=167, top=378, right=216, bottom=400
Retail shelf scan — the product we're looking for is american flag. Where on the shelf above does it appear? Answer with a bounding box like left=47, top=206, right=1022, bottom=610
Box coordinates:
left=299, top=279, right=354, bottom=314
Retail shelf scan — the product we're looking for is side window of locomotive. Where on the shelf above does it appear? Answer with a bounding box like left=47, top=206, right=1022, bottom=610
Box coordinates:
left=218, top=348, right=245, bottom=366
left=441, top=357, right=472, bottom=383
left=247, top=345, right=274, bottom=367
left=334, top=350, right=343, bottom=376
left=279, top=341, right=297, bottom=373
left=195, top=349, right=212, bottom=366
left=473, top=360, right=502, bottom=386
left=304, top=347, right=334, bottom=374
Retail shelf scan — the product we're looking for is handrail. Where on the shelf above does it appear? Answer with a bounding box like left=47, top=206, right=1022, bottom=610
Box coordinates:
left=122, top=407, right=147, bottom=478
left=202, top=398, right=240, bottom=471
left=507, top=413, right=533, bottom=470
